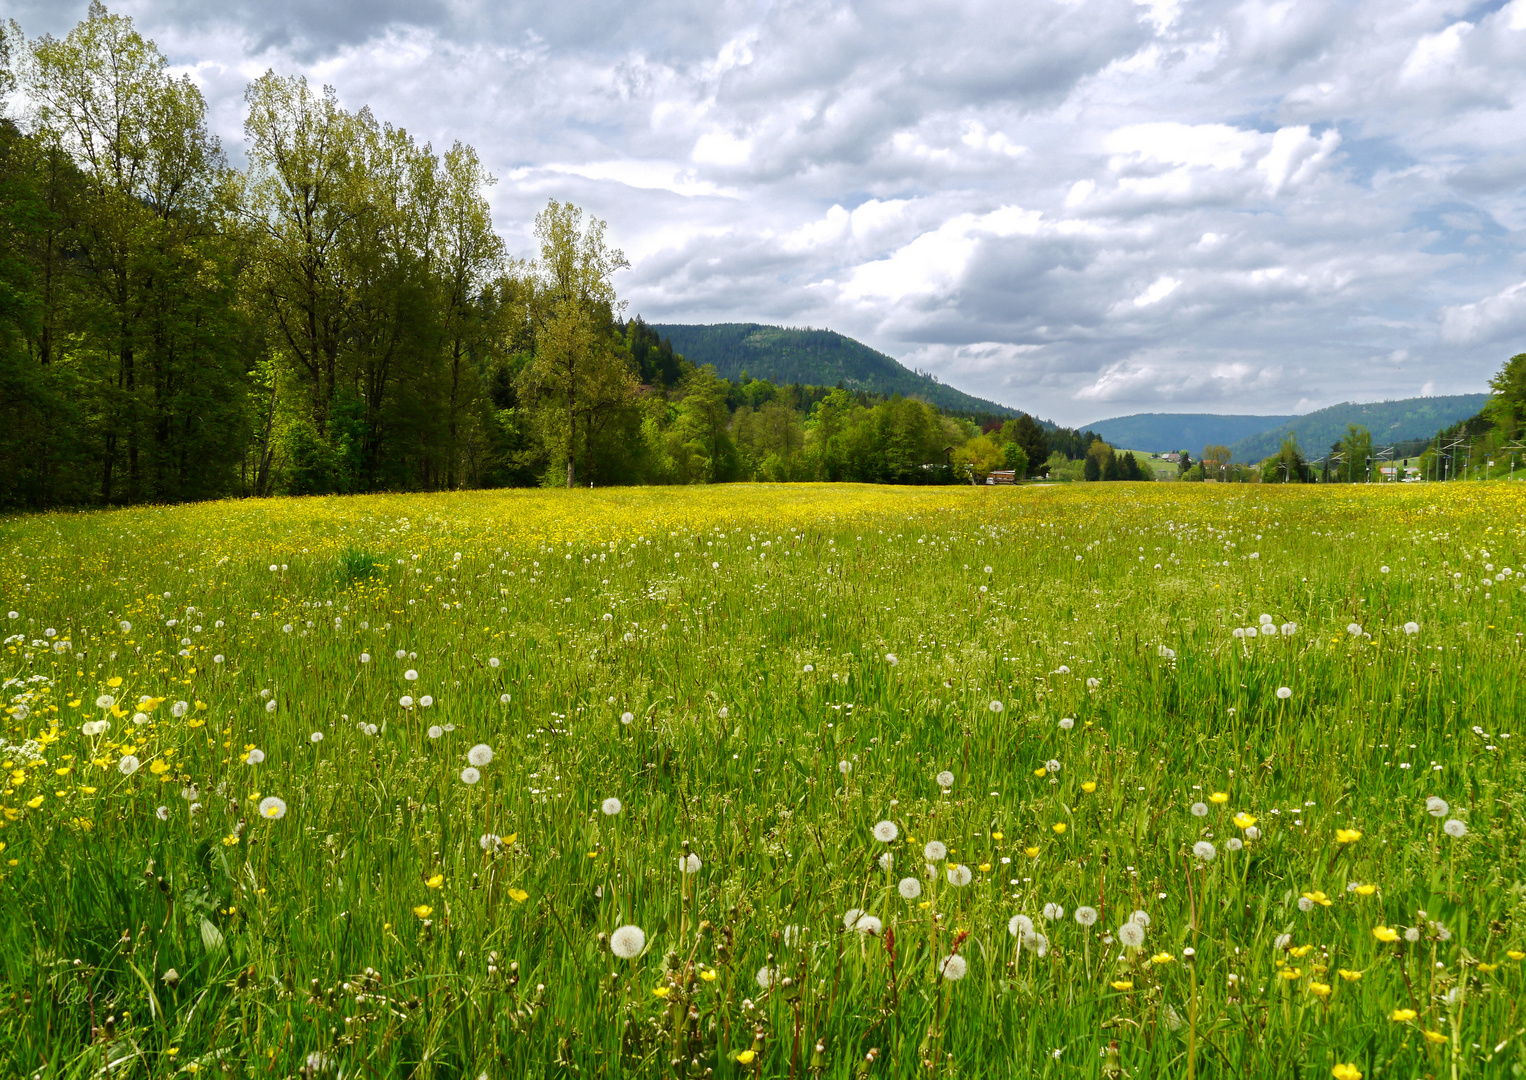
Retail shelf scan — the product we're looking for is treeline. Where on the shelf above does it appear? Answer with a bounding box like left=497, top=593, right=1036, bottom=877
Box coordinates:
left=0, top=6, right=1110, bottom=509
left=1418, top=353, right=1526, bottom=481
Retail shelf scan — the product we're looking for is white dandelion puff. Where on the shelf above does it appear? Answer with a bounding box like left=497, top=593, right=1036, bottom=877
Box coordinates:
left=258, top=796, right=287, bottom=820
left=1443, top=819, right=1467, bottom=838
left=1043, top=903, right=1065, bottom=921
left=310, top=731, right=323, bottom=743
left=935, top=770, right=955, bottom=790
left=428, top=726, right=444, bottom=738
left=117, top=755, right=140, bottom=776
left=938, top=954, right=968, bottom=981
left=878, top=852, right=894, bottom=871
left=1190, top=802, right=1209, bottom=817
left=245, top=748, right=265, bottom=765
left=399, top=695, right=414, bottom=708
left=923, top=840, right=947, bottom=861
left=989, top=699, right=1004, bottom=713
left=1059, top=717, right=1074, bottom=730
left=95, top=694, right=115, bottom=710
left=679, top=853, right=702, bottom=874
left=946, top=864, right=972, bottom=887
left=1403, top=621, right=1420, bottom=635
left=1074, top=906, right=1098, bottom=927
left=873, top=820, right=899, bottom=843
left=1276, top=687, right=1292, bottom=700
left=1008, top=914, right=1034, bottom=937
left=1118, top=921, right=1145, bottom=947
left=1193, top=841, right=1217, bottom=860
left=1426, top=797, right=1448, bottom=817
left=898, top=877, right=922, bottom=900
left=1346, top=623, right=1362, bottom=636
left=610, top=925, right=646, bottom=958
left=460, top=767, right=481, bottom=785
left=468, top=744, right=494, bottom=767
left=602, top=797, right=623, bottom=815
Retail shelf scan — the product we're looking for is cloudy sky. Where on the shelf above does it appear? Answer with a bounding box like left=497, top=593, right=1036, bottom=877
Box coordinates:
left=9, top=0, right=1526, bottom=423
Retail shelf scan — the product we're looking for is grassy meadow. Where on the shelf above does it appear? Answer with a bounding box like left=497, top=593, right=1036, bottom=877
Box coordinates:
left=1, top=482, right=1524, bottom=1079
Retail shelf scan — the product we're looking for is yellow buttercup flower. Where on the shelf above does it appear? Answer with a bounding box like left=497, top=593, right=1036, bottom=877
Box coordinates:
left=1390, top=1008, right=1417, bottom=1022
left=1151, top=952, right=1174, bottom=965
left=1422, top=1030, right=1447, bottom=1045
left=1233, top=813, right=1256, bottom=830
left=1024, top=846, right=1040, bottom=858
left=1301, top=890, right=1332, bottom=907
left=1335, top=828, right=1363, bottom=844
left=1373, top=926, right=1399, bottom=943
left=1033, top=767, right=1047, bottom=777
left=1308, top=982, right=1331, bottom=998
left=1280, top=967, right=1302, bottom=980
left=413, top=904, right=433, bottom=918
left=1081, top=781, right=1097, bottom=793
left=1290, top=945, right=1313, bottom=958
left=1507, top=950, right=1525, bottom=961
left=652, top=986, right=670, bottom=998
left=1208, top=792, right=1228, bottom=804
left=425, top=873, right=444, bottom=888
left=1332, top=1065, right=1362, bottom=1080
left=990, top=831, right=1003, bottom=840
left=736, top=1050, right=756, bottom=1065
left=1476, top=962, right=1497, bottom=973
left=1110, top=980, right=1133, bottom=991
left=508, top=888, right=529, bottom=903
left=700, top=969, right=718, bottom=982
left=978, top=863, right=991, bottom=872
left=1052, top=823, right=1066, bottom=835
left=1354, top=884, right=1375, bottom=896
left=1337, top=969, right=1363, bottom=982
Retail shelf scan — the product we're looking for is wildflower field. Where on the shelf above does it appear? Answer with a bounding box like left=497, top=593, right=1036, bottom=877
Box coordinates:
left=2, top=482, right=1524, bottom=1079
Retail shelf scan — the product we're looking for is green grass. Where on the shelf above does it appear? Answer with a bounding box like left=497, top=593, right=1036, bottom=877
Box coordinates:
left=0, top=482, right=1523, bottom=1079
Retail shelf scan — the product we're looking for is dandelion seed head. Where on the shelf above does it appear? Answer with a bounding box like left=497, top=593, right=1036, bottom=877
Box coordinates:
left=610, top=925, right=646, bottom=958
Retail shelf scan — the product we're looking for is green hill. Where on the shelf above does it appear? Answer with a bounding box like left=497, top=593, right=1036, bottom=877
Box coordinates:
left=1084, top=412, right=1297, bottom=452
left=1231, top=395, right=1490, bottom=462
left=649, top=323, right=1019, bottom=417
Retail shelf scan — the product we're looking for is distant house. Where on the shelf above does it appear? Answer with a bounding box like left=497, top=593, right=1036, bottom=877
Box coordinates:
left=985, top=470, right=1017, bottom=485
left=1163, top=452, right=1182, bottom=464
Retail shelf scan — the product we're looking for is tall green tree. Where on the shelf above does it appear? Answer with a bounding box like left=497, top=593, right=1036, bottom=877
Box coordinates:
left=1338, top=424, right=1373, bottom=483
left=517, top=200, right=634, bottom=487
left=27, top=1, right=247, bottom=503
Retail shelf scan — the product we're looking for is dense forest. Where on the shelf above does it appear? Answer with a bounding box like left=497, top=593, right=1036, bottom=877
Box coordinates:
left=0, top=6, right=1121, bottom=509
left=649, top=323, right=1016, bottom=417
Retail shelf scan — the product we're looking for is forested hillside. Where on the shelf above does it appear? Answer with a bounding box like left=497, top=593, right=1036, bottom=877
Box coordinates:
left=1083, top=412, right=1296, bottom=452
left=650, top=323, right=1016, bottom=418
left=1232, top=395, right=1490, bottom=462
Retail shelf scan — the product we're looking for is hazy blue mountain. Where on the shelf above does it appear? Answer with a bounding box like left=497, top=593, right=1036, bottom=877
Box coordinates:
left=1083, top=412, right=1297, bottom=451
left=1230, top=395, right=1491, bottom=462
left=650, top=323, right=1018, bottom=417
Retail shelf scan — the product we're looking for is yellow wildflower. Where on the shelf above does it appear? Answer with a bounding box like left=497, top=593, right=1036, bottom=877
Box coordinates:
left=652, top=986, right=670, bottom=998
left=1081, top=781, right=1097, bottom=793
left=1373, top=927, right=1399, bottom=943
left=1110, top=980, right=1134, bottom=991
left=1354, top=884, right=1375, bottom=896
left=1308, top=982, right=1331, bottom=998
left=508, top=888, right=529, bottom=903
left=1052, top=823, right=1066, bottom=835
left=1422, top=1030, right=1447, bottom=1045
left=1332, top=1065, right=1362, bottom=1080
left=1024, top=846, right=1040, bottom=858
left=1390, top=1008, right=1417, bottom=1022
left=1233, top=813, right=1256, bottom=830
left=1337, top=969, right=1363, bottom=982
left=1507, top=950, right=1525, bottom=961
left=1151, top=952, right=1174, bottom=965
left=736, top=1050, right=756, bottom=1065
left=413, top=904, right=433, bottom=918
left=700, top=969, right=718, bottom=982
left=1335, top=828, right=1362, bottom=844
left=1208, top=792, right=1228, bottom=804
left=425, top=873, right=444, bottom=888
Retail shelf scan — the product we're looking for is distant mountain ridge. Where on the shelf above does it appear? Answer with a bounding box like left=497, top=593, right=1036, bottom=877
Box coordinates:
left=1229, top=395, right=1491, bottom=462
left=650, top=323, right=1019, bottom=417
left=1084, top=413, right=1298, bottom=451
left=1084, top=395, right=1490, bottom=461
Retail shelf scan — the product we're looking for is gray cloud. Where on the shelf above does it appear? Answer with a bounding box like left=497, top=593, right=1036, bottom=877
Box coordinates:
left=9, top=0, right=1526, bottom=423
